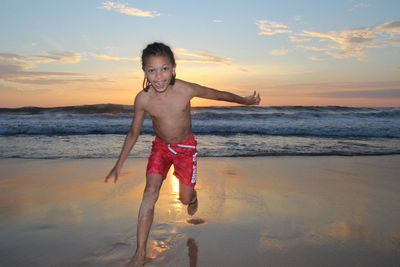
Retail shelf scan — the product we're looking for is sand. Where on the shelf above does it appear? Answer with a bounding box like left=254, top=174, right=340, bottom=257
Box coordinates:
left=0, top=156, right=399, bottom=266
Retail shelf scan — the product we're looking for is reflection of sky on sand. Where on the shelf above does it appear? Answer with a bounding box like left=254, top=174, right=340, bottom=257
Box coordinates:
left=0, top=156, right=399, bottom=266
left=190, top=157, right=400, bottom=266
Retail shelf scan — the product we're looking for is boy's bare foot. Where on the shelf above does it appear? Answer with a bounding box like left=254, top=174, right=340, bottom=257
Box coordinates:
left=187, top=191, right=198, bottom=216
left=126, top=252, right=146, bottom=267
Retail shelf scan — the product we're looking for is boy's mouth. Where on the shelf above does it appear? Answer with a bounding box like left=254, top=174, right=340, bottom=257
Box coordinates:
left=154, top=82, right=166, bottom=89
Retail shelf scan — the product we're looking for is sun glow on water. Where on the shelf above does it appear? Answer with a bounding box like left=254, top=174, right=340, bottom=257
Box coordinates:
left=167, top=165, right=182, bottom=212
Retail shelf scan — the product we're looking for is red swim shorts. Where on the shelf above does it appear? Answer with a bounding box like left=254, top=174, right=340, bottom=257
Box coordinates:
left=146, top=135, right=198, bottom=186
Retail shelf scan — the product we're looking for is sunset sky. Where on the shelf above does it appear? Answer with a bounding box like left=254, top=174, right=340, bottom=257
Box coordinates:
left=1, top=0, right=400, bottom=107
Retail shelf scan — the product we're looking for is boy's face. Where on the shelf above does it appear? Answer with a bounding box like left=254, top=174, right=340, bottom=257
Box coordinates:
left=144, top=55, right=176, bottom=93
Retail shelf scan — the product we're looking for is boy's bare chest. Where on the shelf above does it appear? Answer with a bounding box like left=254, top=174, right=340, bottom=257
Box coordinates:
left=145, top=97, right=190, bottom=119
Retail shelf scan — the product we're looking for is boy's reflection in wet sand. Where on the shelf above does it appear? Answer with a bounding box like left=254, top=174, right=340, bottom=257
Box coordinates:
left=187, top=238, right=198, bottom=267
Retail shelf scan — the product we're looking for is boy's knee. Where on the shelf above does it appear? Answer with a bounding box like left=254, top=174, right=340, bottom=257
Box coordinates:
left=144, top=183, right=160, bottom=194
left=143, top=185, right=161, bottom=203
left=180, top=194, right=193, bottom=205
left=180, top=199, right=191, bottom=205
left=180, top=189, right=196, bottom=205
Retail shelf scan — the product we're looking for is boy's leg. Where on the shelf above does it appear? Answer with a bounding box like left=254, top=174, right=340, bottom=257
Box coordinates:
left=179, top=182, right=198, bottom=216
left=132, top=173, right=164, bottom=264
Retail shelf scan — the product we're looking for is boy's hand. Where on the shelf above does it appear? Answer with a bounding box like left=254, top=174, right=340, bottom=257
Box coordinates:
left=243, top=91, right=261, bottom=105
left=105, top=166, right=120, bottom=183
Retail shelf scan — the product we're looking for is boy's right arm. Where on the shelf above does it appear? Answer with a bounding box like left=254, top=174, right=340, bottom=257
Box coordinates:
left=105, top=96, right=146, bottom=183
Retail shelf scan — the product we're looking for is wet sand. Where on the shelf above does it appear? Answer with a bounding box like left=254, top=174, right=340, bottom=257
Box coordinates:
left=0, top=156, right=399, bottom=266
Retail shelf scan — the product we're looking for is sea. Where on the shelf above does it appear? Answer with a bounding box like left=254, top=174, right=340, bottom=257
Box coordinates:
left=1, top=104, right=400, bottom=159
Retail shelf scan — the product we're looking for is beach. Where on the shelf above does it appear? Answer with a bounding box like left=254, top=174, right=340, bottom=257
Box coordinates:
left=1, top=156, right=399, bottom=266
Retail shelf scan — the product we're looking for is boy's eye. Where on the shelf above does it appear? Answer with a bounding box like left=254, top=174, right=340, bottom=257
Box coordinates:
left=148, top=69, right=154, bottom=73
left=162, top=67, right=169, bottom=71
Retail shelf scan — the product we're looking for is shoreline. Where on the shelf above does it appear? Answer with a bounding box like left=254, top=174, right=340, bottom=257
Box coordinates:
left=2, top=151, right=400, bottom=160
left=1, top=155, right=399, bottom=266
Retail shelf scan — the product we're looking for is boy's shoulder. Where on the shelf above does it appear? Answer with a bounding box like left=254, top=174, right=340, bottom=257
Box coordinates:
left=174, top=79, right=192, bottom=88
left=134, top=89, right=150, bottom=106
left=174, top=79, right=197, bottom=93
left=135, top=89, right=147, bottom=99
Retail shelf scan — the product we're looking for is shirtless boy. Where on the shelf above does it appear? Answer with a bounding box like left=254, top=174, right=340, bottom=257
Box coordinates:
left=105, top=42, right=260, bottom=265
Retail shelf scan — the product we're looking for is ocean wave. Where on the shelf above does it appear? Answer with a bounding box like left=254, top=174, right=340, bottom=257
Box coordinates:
left=1, top=105, right=399, bottom=138
left=0, top=104, right=134, bottom=115
left=2, top=104, right=400, bottom=116
left=1, top=127, right=399, bottom=138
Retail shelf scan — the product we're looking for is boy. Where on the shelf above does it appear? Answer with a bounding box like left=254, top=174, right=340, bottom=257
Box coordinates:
left=105, top=42, right=260, bottom=265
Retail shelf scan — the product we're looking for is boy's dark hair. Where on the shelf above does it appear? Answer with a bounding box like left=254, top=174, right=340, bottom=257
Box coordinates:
left=141, top=42, right=176, bottom=92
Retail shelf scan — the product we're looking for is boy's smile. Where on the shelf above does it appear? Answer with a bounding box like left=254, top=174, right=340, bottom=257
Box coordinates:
left=145, top=55, right=176, bottom=93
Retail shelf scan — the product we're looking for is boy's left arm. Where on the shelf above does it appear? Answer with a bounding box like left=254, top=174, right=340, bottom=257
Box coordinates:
left=190, top=83, right=261, bottom=105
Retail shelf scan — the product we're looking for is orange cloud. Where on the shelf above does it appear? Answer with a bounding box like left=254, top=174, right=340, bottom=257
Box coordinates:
left=32, top=51, right=82, bottom=64
left=311, top=88, right=400, bottom=99
left=301, top=27, right=376, bottom=61
left=377, top=21, right=400, bottom=34
left=255, top=20, right=292, bottom=35
left=92, top=53, right=140, bottom=61
left=258, top=19, right=400, bottom=62
left=0, top=52, right=111, bottom=85
left=174, top=48, right=248, bottom=72
left=289, top=36, right=312, bottom=42
left=0, top=51, right=82, bottom=65
left=99, top=1, right=160, bottom=18
left=269, top=48, right=289, bottom=56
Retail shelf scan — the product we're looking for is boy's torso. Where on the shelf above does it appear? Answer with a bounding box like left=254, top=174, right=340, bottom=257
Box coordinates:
left=141, top=81, right=194, bottom=143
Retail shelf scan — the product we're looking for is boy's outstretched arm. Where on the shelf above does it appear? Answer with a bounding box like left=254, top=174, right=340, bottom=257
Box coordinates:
left=105, top=96, right=145, bottom=183
left=190, top=83, right=261, bottom=105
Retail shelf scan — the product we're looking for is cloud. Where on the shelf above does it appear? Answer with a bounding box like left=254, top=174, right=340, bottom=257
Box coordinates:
left=377, top=21, right=400, bottom=46
left=269, top=48, right=289, bottom=56
left=0, top=60, right=80, bottom=79
left=311, top=56, right=328, bottom=61
left=0, top=53, right=27, bottom=61
left=268, top=80, right=400, bottom=93
left=388, top=39, right=400, bottom=46
left=0, top=52, right=105, bottom=85
left=99, top=1, right=160, bottom=18
left=174, top=48, right=248, bottom=72
left=0, top=56, right=30, bottom=75
left=311, top=89, right=400, bottom=99
left=213, top=19, right=223, bottom=23
left=255, top=20, right=292, bottom=35
left=297, top=45, right=327, bottom=51
left=0, top=51, right=82, bottom=65
left=32, top=51, right=82, bottom=64
left=289, top=36, right=312, bottom=42
left=376, top=21, right=400, bottom=35
left=92, top=53, right=140, bottom=61
left=5, top=77, right=112, bottom=85
left=349, top=2, right=371, bottom=11
left=297, top=22, right=400, bottom=60
left=300, top=27, right=376, bottom=61
left=258, top=17, right=400, bottom=61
